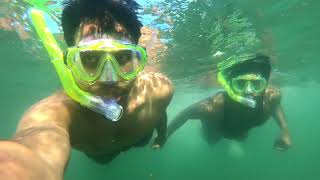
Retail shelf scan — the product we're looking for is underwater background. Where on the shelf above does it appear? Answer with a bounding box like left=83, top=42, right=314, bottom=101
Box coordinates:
left=0, top=0, right=320, bottom=179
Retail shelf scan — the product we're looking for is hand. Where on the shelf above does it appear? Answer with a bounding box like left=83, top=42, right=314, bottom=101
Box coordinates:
left=152, top=144, right=161, bottom=149
left=152, top=136, right=166, bottom=150
left=274, top=133, right=292, bottom=152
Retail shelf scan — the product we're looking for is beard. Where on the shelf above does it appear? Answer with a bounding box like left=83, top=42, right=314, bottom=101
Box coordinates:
left=85, top=79, right=134, bottom=98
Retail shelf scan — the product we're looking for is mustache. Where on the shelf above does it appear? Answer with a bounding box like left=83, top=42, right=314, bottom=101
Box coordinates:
left=88, top=81, right=131, bottom=95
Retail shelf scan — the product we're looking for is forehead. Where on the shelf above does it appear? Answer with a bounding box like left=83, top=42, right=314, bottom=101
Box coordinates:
left=74, top=21, right=133, bottom=45
left=236, top=73, right=264, bottom=80
left=77, top=35, right=133, bottom=45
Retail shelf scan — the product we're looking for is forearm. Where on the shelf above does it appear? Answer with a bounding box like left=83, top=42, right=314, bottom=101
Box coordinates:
left=154, top=113, right=168, bottom=147
left=273, top=104, right=290, bottom=133
left=0, top=141, right=60, bottom=180
left=2, top=93, right=73, bottom=179
left=278, top=122, right=289, bottom=135
left=167, top=116, right=187, bottom=137
left=12, top=124, right=70, bottom=176
left=168, top=101, right=208, bottom=137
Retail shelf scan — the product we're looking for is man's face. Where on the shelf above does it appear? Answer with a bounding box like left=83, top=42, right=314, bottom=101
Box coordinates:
left=231, top=73, right=268, bottom=99
left=71, top=34, right=138, bottom=98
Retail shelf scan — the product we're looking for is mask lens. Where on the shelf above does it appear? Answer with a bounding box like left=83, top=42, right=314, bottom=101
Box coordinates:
left=113, top=49, right=142, bottom=74
left=79, top=50, right=105, bottom=76
left=251, top=79, right=266, bottom=92
left=232, top=78, right=247, bottom=92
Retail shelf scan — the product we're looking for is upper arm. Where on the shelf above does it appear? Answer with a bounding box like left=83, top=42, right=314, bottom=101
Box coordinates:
left=13, top=93, right=73, bottom=176
left=137, top=72, right=174, bottom=107
left=151, top=72, right=174, bottom=107
left=152, top=73, right=173, bottom=142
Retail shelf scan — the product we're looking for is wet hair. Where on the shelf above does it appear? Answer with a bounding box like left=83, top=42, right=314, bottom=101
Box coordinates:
left=62, top=0, right=142, bottom=46
left=227, top=54, right=271, bottom=80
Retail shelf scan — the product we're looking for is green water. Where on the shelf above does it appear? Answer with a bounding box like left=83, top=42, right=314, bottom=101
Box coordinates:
left=1, top=0, right=320, bottom=179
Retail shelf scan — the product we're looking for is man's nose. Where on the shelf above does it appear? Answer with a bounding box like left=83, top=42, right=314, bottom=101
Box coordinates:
left=97, top=61, right=118, bottom=83
left=244, top=83, right=254, bottom=94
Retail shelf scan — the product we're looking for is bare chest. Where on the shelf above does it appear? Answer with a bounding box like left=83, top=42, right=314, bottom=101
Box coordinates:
left=221, top=109, right=270, bottom=129
left=69, top=104, right=160, bottom=155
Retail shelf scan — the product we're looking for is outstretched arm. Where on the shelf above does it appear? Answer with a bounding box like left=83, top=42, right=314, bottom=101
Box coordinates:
left=268, top=88, right=292, bottom=151
left=273, top=103, right=292, bottom=151
left=167, top=92, right=225, bottom=139
left=167, top=101, right=207, bottom=138
left=0, top=93, right=73, bottom=180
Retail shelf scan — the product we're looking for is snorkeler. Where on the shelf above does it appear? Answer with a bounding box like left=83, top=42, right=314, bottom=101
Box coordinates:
left=0, top=0, right=173, bottom=179
left=168, top=54, right=291, bottom=151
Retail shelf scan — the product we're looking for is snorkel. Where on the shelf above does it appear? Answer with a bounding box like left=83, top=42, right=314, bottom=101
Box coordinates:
left=29, top=8, right=123, bottom=121
left=218, top=54, right=267, bottom=108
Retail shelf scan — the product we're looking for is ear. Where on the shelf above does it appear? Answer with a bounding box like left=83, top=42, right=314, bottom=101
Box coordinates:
left=137, top=40, right=146, bottom=48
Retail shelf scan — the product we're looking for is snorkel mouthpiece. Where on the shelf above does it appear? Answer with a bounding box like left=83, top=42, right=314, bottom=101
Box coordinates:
left=29, top=8, right=123, bottom=121
left=89, top=97, right=123, bottom=121
left=102, top=99, right=123, bottom=121
left=238, top=96, right=256, bottom=108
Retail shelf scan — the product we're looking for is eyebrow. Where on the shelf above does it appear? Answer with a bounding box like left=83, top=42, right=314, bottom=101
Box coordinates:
left=78, top=38, right=133, bottom=47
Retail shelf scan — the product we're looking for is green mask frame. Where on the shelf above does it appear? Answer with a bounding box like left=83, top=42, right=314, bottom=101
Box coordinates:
left=66, top=39, right=147, bottom=84
left=231, top=74, right=267, bottom=95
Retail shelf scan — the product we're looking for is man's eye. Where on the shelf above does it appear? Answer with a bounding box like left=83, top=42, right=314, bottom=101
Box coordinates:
left=252, top=80, right=264, bottom=90
left=113, top=50, right=132, bottom=65
left=236, top=79, right=246, bottom=89
left=80, top=51, right=104, bottom=74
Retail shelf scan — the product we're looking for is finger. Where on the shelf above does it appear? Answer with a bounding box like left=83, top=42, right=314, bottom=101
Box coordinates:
left=274, top=144, right=289, bottom=152
left=152, top=144, right=160, bottom=149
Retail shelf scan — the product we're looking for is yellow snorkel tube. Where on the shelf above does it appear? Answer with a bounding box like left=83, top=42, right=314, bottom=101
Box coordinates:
left=29, top=8, right=123, bottom=121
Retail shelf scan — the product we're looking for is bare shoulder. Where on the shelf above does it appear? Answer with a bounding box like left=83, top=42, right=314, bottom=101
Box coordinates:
left=264, top=87, right=282, bottom=113
left=193, top=91, right=225, bottom=115
left=134, top=71, right=174, bottom=106
left=264, top=87, right=282, bottom=106
left=17, top=91, right=78, bottom=132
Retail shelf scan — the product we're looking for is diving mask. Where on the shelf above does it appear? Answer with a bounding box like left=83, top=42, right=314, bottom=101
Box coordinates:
left=231, top=74, right=267, bottom=95
left=66, top=39, right=147, bottom=84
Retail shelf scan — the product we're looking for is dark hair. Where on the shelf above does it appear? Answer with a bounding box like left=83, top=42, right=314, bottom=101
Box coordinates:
left=62, top=0, right=142, bottom=46
left=227, top=54, right=271, bottom=80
